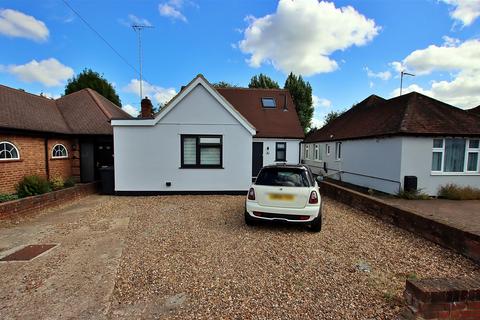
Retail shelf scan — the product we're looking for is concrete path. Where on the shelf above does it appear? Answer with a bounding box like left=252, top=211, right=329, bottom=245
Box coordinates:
left=0, top=195, right=130, bottom=320
left=382, top=198, right=480, bottom=236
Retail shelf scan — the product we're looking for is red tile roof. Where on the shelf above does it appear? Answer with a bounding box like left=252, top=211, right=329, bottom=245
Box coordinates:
left=469, top=105, right=480, bottom=115
left=217, top=88, right=305, bottom=139
left=0, top=85, right=131, bottom=135
left=305, top=92, right=480, bottom=143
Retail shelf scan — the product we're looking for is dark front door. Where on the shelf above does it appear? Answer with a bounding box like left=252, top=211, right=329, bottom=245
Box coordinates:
left=252, top=142, right=263, bottom=177
left=80, top=141, right=95, bottom=182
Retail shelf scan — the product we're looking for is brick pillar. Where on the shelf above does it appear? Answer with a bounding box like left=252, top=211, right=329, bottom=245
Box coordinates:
left=71, top=138, right=81, bottom=182
left=402, top=277, right=480, bottom=319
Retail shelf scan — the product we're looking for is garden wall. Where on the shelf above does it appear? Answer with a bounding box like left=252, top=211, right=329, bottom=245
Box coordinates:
left=0, top=182, right=98, bottom=218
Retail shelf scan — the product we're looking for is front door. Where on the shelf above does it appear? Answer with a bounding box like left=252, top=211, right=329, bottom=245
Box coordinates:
left=252, top=142, right=264, bottom=177
left=80, top=141, right=95, bottom=182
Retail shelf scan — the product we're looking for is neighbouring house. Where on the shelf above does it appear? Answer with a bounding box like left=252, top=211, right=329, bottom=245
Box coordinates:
left=0, top=85, right=131, bottom=194
left=111, top=74, right=304, bottom=194
left=469, top=105, right=480, bottom=115
left=302, top=92, right=480, bottom=196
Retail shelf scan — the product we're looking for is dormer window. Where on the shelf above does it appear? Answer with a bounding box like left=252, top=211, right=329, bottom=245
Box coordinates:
left=261, top=97, right=276, bottom=108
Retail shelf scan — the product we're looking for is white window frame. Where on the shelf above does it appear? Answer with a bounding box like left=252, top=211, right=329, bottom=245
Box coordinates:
left=51, top=144, right=69, bottom=159
left=326, top=144, right=330, bottom=156
left=304, top=144, right=310, bottom=159
left=314, top=144, right=319, bottom=160
left=0, top=141, right=20, bottom=160
left=431, top=138, right=480, bottom=175
left=466, top=139, right=480, bottom=173
left=335, top=142, right=342, bottom=161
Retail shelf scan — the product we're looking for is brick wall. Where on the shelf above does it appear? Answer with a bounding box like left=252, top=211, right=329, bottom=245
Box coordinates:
left=0, top=134, right=76, bottom=194
left=403, top=278, right=480, bottom=319
left=0, top=182, right=99, bottom=218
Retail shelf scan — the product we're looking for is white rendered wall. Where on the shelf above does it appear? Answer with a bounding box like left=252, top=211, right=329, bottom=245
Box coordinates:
left=253, top=138, right=301, bottom=166
left=302, top=137, right=403, bottom=194
left=400, top=136, right=480, bottom=195
left=113, top=84, right=252, bottom=192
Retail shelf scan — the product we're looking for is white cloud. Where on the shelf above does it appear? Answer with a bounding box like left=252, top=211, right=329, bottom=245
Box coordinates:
left=238, top=0, right=379, bottom=76
left=159, top=0, right=188, bottom=22
left=120, top=14, right=152, bottom=27
left=1, top=58, right=74, bottom=87
left=122, top=104, right=139, bottom=117
left=38, top=92, right=61, bottom=99
left=400, top=38, right=480, bottom=75
left=124, top=79, right=177, bottom=105
left=311, top=94, right=332, bottom=128
left=0, top=9, right=49, bottom=41
left=364, top=67, right=391, bottom=80
left=439, top=0, right=480, bottom=26
left=390, top=37, right=480, bottom=109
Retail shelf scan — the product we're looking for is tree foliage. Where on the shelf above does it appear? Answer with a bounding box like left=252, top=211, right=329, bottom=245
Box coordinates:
left=248, top=73, right=280, bottom=89
left=212, top=81, right=237, bottom=88
left=284, top=73, right=314, bottom=133
left=64, top=69, right=122, bottom=106
left=323, top=110, right=345, bottom=126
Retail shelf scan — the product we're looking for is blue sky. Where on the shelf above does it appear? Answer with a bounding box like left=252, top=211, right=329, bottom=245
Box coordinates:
left=0, top=0, right=479, bottom=126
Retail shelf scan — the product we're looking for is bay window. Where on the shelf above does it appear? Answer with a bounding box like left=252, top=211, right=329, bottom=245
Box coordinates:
left=181, top=135, right=222, bottom=168
left=431, top=138, right=479, bottom=173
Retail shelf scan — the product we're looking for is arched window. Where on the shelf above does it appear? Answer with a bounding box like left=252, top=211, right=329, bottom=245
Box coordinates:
left=52, top=144, right=68, bottom=159
left=0, top=141, right=20, bottom=160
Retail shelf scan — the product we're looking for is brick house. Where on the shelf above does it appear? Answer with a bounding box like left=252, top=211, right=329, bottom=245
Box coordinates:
left=0, top=85, right=131, bottom=194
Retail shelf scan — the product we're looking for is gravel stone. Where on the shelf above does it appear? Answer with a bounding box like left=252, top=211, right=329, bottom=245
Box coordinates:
left=105, top=195, right=479, bottom=319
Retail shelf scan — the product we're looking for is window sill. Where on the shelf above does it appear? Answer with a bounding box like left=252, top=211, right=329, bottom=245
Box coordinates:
left=179, top=166, right=224, bottom=169
left=0, top=159, right=22, bottom=163
left=50, top=157, right=70, bottom=161
left=430, top=172, right=480, bottom=176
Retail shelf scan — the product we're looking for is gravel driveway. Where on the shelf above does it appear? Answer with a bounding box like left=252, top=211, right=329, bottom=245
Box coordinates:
left=1, top=195, right=479, bottom=319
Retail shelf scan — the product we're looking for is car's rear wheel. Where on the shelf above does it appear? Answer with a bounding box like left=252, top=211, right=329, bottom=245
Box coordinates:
left=309, top=214, right=322, bottom=232
left=244, top=210, right=255, bottom=226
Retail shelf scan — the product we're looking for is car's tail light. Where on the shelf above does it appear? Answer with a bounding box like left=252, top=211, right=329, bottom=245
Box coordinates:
left=309, top=190, right=319, bottom=204
left=248, top=188, right=255, bottom=200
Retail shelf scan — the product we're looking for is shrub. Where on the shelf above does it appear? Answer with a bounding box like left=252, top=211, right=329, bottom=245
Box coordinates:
left=397, top=189, right=430, bottom=200
left=50, top=176, right=65, bottom=191
left=0, top=194, right=18, bottom=203
left=64, top=176, right=76, bottom=188
left=16, top=175, right=51, bottom=198
left=438, top=183, right=480, bottom=200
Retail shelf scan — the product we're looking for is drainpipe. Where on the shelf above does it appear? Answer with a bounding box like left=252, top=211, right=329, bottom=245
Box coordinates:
left=44, top=137, right=50, bottom=180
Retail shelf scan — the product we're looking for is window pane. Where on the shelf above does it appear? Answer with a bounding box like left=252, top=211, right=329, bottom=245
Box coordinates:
left=431, top=152, right=442, bottom=171
left=467, top=152, right=478, bottom=171
left=183, top=137, right=196, bottom=165
left=444, top=139, right=465, bottom=172
left=469, top=139, right=480, bottom=149
left=256, top=168, right=309, bottom=187
left=200, top=137, right=220, bottom=144
left=200, top=147, right=220, bottom=165
left=261, top=98, right=276, bottom=108
left=276, top=150, right=286, bottom=161
left=433, top=139, right=443, bottom=148
left=277, top=143, right=286, bottom=150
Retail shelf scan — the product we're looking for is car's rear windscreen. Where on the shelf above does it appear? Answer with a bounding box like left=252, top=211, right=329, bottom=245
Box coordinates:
left=255, top=168, right=310, bottom=187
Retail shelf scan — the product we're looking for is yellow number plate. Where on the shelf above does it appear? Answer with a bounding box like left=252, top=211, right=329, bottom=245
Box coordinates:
left=269, top=194, right=295, bottom=201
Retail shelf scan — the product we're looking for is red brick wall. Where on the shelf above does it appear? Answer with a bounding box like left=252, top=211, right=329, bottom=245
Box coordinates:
left=47, top=138, right=73, bottom=180
left=0, top=134, right=76, bottom=194
left=403, top=278, right=480, bottom=319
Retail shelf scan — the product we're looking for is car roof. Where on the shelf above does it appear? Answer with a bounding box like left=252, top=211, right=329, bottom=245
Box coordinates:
left=261, top=163, right=308, bottom=170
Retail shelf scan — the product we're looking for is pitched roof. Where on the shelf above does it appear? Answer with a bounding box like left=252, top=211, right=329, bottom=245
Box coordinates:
left=469, top=105, right=480, bottom=115
left=216, top=87, right=305, bottom=139
left=0, top=85, right=130, bottom=135
left=305, top=92, right=480, bottom=143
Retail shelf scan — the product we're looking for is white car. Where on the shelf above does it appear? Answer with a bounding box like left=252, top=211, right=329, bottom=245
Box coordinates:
left=245, top=164, right=323, bottom=232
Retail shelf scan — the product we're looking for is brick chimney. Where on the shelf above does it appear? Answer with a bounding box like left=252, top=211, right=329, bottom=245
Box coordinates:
left=141, top=97, right=153, bottom=118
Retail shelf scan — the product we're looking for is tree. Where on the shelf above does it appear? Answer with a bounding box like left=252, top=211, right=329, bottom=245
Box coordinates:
left=212, top=81, right=237, bottom=88
left=323, top=110, right=345, bottom=126
left=64, top=69, right=122, bottom=106
left=284, top=73, right=314, bottom=133
left=248, top=73, right=280, bottom=89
